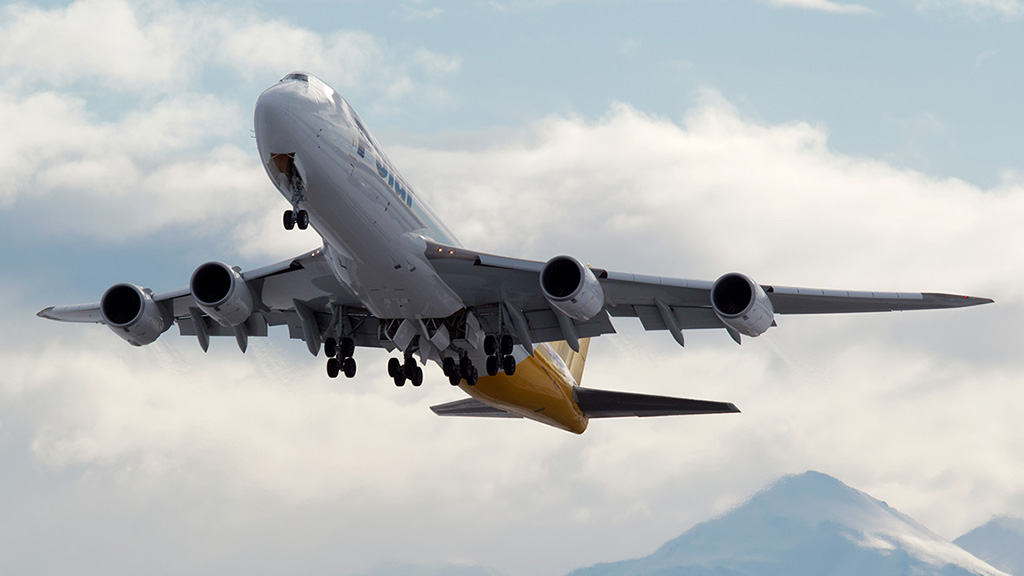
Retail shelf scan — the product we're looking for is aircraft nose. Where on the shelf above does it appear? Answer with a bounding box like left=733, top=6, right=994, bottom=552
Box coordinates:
left=254, top=84, right=302, bottom=155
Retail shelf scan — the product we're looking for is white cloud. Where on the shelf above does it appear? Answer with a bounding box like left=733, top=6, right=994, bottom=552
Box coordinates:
left=395, top=94, right=1015, bottom=299
left=397, top=2, right=444, bottom=21
left=8, top=89, right=1024, bottom=574
left=759, top=0, right=875, bottom=14
left=414, top=49, right=463, bottom=76
left=0, top=87, right=279, bottom=245
left=0, top=0, right=461, bottom=108
left=0, top=0, right=461, bottom=258
left=912, top=0, right=1024, bottom=17
left=0, top=0, right=192, bottom=88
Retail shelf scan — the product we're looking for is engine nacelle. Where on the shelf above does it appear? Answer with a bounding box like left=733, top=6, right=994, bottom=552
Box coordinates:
left=100, top=283, right=171, bottom=346
left=711, top=273, right=775, bottom=337
left=539, top=255, right=605, bottom=322
left=189, top=262, right=255, bottom=327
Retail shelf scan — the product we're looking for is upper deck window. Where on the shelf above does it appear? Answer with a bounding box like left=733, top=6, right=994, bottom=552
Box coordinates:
left=281, top=73, right=309, bottom=82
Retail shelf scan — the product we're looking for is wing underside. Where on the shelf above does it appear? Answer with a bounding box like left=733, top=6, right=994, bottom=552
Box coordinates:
left=39, top=240, right=992, bottom=357
left=37, top=249, right=380, bottom=354
left=424, top=240, right=992, bottom=349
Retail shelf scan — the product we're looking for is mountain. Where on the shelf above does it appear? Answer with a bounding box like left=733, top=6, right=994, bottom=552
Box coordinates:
left=568, top=471, right=1006, bottom=576
left=955, top=517, right=1024, bottom=576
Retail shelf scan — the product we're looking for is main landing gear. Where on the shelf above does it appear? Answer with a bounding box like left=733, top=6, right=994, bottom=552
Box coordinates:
left=390, top=354, right=477, bottom=387
left=441, top=355, right=477, bottom=386
left=388, top=354, right=424, bottom=387
left=283, top=209, right=309, bottom=230
left=325, top=336, right=356, bottom=378
left=483, top=335, right=516, bottom=376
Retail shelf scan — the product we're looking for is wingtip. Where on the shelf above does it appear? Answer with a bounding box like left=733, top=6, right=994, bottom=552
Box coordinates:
left=962, top=295, right=995, bottom=308
left=923, top=293, right=995, bottom=308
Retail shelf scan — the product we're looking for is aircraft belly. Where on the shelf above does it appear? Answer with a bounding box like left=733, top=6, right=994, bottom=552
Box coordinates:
left=300, top=141, right=463, bottom=320
left=461, top=344, right=589, bottom=434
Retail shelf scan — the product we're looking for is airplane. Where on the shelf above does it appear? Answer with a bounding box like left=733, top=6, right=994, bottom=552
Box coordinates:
left=38, top=71, right=993, bottom=434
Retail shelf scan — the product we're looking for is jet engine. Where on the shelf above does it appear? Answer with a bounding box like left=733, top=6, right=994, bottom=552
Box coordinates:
left=189, top=262, right=255, bottom=327
left=540, top=255, right=605, bottom=322
left=100, top=283, right=171, bottom=346
left=710, top=273, right=775, bottom=337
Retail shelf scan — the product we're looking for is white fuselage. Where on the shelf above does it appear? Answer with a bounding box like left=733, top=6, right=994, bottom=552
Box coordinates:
left=253, top=73, right=464, bottom=321
left=251, top=73, right=589, bottom=433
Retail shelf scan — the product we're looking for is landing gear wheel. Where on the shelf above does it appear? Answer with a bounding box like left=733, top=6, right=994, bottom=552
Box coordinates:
left=283, top=210, right=295, bottom=230
left=388, top=357, right=401, bottom=378
left=502, top=355, right=516, bottom=376
left=486, top=356, right=499, bottom=376
left=404, top=357, right=417, bottom=379
left=459, top=356, right=471, bottom=379
left=448, top=371, right=461, bottom=386
left=297, top=210, right=309, bottom=230
left=326, top=357, right=340, bottom=378
left=394, top=373, right=406, bottom=387
left=340, top=337, right=355, bottom=359
left=442, top=357, right=456, bottom=377
left=343, top=357, right=356, bottom=378
left=324, top=337, right=337, bottom=358
left=467, top=366, right=479, bottom=386
left=500, top=334, right=514, bottom=356
left=411, top=366, right=423, bottom=387
left=483, top=335, right=497, bottom=356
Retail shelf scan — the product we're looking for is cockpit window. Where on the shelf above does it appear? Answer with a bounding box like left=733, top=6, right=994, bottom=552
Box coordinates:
left=281, top=73, right=309, bottom=82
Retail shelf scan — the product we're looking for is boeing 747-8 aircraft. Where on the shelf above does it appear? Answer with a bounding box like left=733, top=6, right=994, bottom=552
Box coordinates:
left=39, top=72, right=992, bottom=434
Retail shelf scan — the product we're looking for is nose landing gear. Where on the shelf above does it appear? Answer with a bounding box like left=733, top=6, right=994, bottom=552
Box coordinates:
left=283, top=209, right=309, bottom=230
left=271, top=152, right=310, bottom=231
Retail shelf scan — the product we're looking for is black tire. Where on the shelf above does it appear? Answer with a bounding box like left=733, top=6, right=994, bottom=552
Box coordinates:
left=448, top=371, right=461, bottom=386
left=411, top=366, right=423, bottom=387
left=324, top=337, right=337, bottom=358
left=500, top=334, right=514, bottom=356
left=297, top=210, right=309, bottom=230
left=467, top=366, right=478, bottom=386
left=503, top=355, right=517, bottom=376
left=483, top=335, right=497, bottom=356
left=343, top=357, right=356, bottom=378
left=404, top=357, right=417, bottom=378
left=486, top=355, right=499, bottom=376
left=326, top=357, right=340, bottom=378
left=442, top=357, right=456, bottom=377
left=340, top=337, right=355, bottom=359
left=283, top=210, right=295, bottom=230
left=394, top=374, right=406, bottom=387
left=459, top=356, right=471, bottom=378
left=388, top=357, right=401, bottom=378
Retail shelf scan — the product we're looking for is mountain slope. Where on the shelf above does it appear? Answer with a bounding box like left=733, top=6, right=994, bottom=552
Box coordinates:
left=955, top=517, right=1024, bottom=576
left=568, top=471, right=1006, bottom=576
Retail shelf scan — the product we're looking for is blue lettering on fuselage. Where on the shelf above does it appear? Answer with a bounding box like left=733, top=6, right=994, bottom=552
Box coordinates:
left=375, top=159, right=413, bottom=208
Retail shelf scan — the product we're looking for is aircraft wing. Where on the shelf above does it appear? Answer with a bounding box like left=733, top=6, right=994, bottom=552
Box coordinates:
left=423, top=240, right=992, bottom=348
left=38, top=240, right=991, bottom=354
left=38, top=248, right=377, bottom=354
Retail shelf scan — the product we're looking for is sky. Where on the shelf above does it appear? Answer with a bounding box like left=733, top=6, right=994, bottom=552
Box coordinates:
left=1, top=0, right=1023, bottom=574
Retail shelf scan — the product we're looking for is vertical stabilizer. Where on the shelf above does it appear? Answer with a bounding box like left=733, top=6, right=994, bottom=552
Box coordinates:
left=550, top=338, right=591, bottom=385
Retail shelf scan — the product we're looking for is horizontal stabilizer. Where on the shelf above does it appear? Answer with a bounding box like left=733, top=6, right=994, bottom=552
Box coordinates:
left=574, top=387, right=740, bottom=418
left=431, top=389, right=739, bottom=421
left=430, top=398, right=523, bottom=418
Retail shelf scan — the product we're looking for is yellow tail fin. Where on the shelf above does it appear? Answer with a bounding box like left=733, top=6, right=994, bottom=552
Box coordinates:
left=550, top=338, right=591, bottom=386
